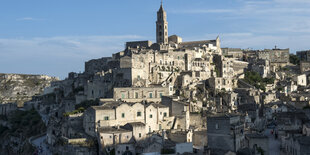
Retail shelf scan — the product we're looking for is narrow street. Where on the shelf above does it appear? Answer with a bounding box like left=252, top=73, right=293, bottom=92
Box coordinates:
left=264, top=129, right=281, bottom=155
left=31, top=110, right=52, bottom=155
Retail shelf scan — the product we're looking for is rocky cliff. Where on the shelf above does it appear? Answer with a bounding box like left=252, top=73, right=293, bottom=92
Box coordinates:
left=0, top=73, right=59, bottom=106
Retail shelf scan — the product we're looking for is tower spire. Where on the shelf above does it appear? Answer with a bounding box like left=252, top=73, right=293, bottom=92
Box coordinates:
left=156, top=1, right=168, bottom=44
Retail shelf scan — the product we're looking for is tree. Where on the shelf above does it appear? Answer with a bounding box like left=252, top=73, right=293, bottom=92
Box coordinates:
left=290, top=54, right=300, bottom=65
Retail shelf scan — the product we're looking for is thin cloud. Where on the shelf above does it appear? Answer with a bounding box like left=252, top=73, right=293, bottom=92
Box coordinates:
left=171, top=9, right=235, bottom=14
left=0, top=35, right=144, bottom=78
left=16, top=17, right=44, bottom=21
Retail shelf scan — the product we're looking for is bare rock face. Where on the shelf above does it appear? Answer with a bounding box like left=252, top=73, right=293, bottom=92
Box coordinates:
left=0, top=73, right=59, bottom=106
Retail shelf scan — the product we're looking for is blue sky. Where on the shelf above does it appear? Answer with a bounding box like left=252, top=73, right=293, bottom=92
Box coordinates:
left=1, top=0, right=310, bottom=79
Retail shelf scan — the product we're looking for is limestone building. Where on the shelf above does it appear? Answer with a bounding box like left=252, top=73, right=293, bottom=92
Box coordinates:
left=207, top=114, right=245, bottom=152
left=82, top=2, right=226, bottom=102
left=83, top=101, right=171, bottom=137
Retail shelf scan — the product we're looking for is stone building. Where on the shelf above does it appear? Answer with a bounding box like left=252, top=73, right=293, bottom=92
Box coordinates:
left=221, top=48, right=244, bottom=60
left=207, top=114, right=245, bottom=152
left=222, top=91, right=238, bottom=110
left=207, top=77, right=237, bottom=92
left=234, top=88, right=260, bottom=105
left=249, top=58, right=270, bottom=78
left=282, top=135, right=310, bottom=155
left=83, top=101, right=170, bottom=137
left=293, top=74, right=307, bottom=87
left=244, top=133, right=269, bottom=155
left=213, top=55, right=234, bottom=78
left=297, top=50, right=310, bottom=62
left=300, top=61, right=310, bottom=73
left=113, top=86, right=170, bottom=102
left=84, top=57, right=114, bottom=75
left=81, top=3, right=224, bottom=102
left=256, top=47, right=289, bottom=68
left=97, top=127, right=135, bottom=155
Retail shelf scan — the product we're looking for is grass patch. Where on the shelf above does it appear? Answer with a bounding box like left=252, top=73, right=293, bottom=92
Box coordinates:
left=63, top=99, right=99, bottom=117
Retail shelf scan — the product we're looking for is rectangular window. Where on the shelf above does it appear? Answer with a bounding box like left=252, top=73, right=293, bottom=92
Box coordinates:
left=159, top=93, right=163, bottom=98
left=104, top=116, right=109, bottom=120
left=139, top=133, right=141, bottom=138
left=137, top=112, right=141, bottom=117
left=135, top=92, right=138, bottom=98
left=159, top=124, right=162, bottom=130
left=121, top=93, right=125, bottom=99
left=150, top=114, right=153, bottom=118
left=149, top=92, right=153, bottom=98
left=164, top=112, right=167, bottom=117
left=122, top=113, right=125, bottom=118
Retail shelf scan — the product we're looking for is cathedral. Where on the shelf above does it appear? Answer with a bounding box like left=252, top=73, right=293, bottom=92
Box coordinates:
left=84, top=2, right=229, bottom=101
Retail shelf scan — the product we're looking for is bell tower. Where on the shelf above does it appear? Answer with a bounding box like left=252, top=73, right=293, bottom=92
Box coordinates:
left=156, top=0, right=168, bottom=44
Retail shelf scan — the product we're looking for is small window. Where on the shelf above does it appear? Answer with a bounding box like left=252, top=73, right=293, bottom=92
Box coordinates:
left=164, top=112, right=167, bottom=117
left=137, top=112, right=141, bottom=117
left=135, top=92, right=138, bottom=98
left=149, top=92, right=153, bottom=98
left=150, top=114, right=153, bottom=118
left=122, top=113, right=125, bottom=118
left=159, top=93, right=163, bottom=98
left=121, top=93, right=125, bottom=99
left=160, top=112, right=162, bottom=115
left=110, top=136, right=112, bottom=138
left=159, top=124, right=162, bottom=130
left=104, top=116, right=109, bottom=120
left=126, top=146, right=129, bottom=151
left=215, top=123, right=219, bottom=129
left=139, top=133, right=141, bottom=138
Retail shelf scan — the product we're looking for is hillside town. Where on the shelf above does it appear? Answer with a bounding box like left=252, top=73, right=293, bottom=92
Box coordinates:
left=1, top=3, right=310, bottom=155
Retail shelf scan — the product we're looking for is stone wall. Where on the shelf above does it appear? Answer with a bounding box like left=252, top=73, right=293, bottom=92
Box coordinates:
left=113, top=87, right=169, bottom=102
left=84, top=57, right=113, bottom=74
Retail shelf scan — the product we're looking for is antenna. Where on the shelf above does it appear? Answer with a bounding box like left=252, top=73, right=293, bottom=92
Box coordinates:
left=161, top=0, right=163, bottom=6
